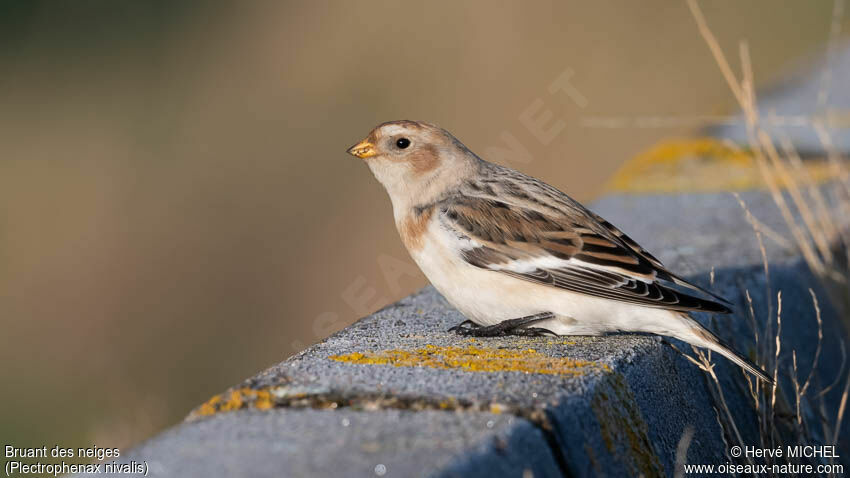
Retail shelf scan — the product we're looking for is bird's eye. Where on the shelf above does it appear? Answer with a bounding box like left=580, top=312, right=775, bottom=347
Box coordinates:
left=396, top=138, right=411, bottom=149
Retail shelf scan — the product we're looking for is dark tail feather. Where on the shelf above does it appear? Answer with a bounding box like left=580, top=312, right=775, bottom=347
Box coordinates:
left=678, top=316, right=773, bottom=384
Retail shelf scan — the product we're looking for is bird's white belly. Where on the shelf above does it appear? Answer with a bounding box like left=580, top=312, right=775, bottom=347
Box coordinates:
left=408, top=220, right=680, bottom=336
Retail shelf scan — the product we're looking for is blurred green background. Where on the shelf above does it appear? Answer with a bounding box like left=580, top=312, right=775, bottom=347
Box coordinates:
left=1, top=0, right=847, bottom=451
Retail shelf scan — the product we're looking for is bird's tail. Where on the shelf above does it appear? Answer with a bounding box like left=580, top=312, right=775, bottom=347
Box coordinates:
left=674, top=314, right=773, bottom=384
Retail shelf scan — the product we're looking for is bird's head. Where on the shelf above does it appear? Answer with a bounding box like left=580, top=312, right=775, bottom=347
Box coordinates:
left=347, top=120, right=478, bottom=208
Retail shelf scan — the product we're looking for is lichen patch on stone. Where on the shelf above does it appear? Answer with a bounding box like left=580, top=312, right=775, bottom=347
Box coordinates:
left=186, top=384, right=538, bottom=424
left=328, top=344, right=606, bottom=376
left=192, top=387, right=274, bottom=419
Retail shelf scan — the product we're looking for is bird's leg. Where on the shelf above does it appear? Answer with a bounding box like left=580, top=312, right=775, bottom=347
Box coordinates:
left=449, top=312, right=555, bottom=337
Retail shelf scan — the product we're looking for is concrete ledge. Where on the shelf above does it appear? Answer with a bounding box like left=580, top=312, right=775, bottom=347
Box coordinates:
left=112, top=409, right=562, bottom=477
left=78, top=187, right=849, bottom=477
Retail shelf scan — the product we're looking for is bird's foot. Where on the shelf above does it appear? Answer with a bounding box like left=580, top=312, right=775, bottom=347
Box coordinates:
left=447, top=320, right=477, bottom=333
left=448, top=312, right=555, bottom=337
left=506, top=327, right=555, bottom=337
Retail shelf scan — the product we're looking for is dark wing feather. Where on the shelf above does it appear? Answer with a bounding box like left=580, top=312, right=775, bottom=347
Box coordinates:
left=588, top=211, right=732, bottom=305
left=441, top=195, right=731, bottom=314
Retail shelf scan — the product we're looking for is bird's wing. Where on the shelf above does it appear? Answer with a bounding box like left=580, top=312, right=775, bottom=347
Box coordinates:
left=438, top=195, right=731, bottom=313
left=585, top=210, right=732, bottom=305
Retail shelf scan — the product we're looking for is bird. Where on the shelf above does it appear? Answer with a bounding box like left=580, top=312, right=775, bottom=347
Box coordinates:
left=346, top=119, right=771, bottom=383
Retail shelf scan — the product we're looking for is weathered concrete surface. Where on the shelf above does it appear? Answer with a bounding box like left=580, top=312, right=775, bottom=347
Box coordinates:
left=78, top=188, right=849, bottom=478
left=595, top=191, right=849, bottom=449
left=110, top=409, right=561, bottom=478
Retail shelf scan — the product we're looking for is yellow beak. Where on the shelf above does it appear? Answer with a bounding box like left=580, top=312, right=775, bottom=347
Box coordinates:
left=346, top=139, right=377, bottom=159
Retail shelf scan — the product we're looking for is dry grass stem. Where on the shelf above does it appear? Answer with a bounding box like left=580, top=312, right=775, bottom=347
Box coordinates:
left=686, top=0, right=744, bottom=106
left=686, top=3, right=849, bottom=473
left=817, top=339, right=847, bottom=399
left=692, top=346, right=753, bottom=467
left=801, top=290, right=825, bottom=398
left=674, top=426, right=695, bottom=478
left=779, top=135, right=841, bottom=251
left=793, top=351, right=802, bottom=425
left=733, top=192, right=774, bottom=348
left=757, top=130, right=827, bottom=275
left=770, top=292, right=782, bottom=446
left=832, top=373, right=850, bottom=446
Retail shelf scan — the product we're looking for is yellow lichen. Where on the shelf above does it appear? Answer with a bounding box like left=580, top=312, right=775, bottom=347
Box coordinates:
left=607, top=137, right=844, bottom=193
left=253, top=388, right=273, bottom=410
left=329, top=344, right=606, bottom=376
left=192, top=387, right=276, bottom=417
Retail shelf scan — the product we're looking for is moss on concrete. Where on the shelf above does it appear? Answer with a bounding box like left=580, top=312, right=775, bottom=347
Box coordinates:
left=591, top=373, right=665, bottom=478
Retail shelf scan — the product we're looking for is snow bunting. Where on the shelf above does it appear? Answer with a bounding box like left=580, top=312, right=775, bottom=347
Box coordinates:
left=347, top=120, right=771, bottom=383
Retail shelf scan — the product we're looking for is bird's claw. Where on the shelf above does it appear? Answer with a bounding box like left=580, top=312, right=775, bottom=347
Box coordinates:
left=447, top=313, right=555, bottom=337
left=447, top=320, right=477, bottom=334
